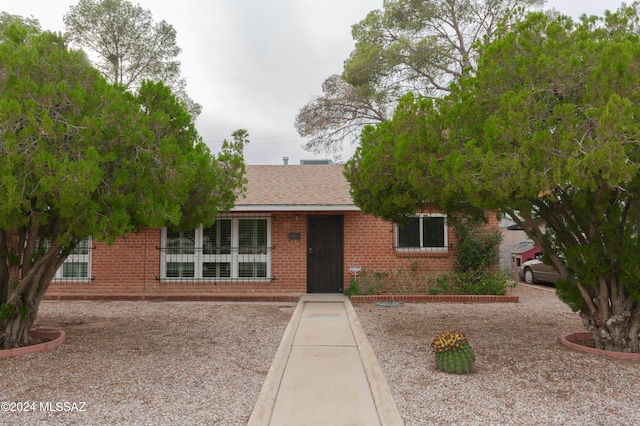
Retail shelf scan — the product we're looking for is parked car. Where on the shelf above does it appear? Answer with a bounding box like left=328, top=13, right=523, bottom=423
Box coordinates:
left=516, top=253, right=561, bottom=285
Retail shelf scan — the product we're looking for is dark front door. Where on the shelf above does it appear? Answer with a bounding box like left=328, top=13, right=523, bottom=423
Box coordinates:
left=307, top=215, right=344, bottom=293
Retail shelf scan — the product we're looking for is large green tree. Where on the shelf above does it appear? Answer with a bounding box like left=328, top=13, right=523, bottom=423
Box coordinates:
left=295, top=0, right=544, bottom=156
left=346, top=4, right=640, bottom=352
left=63, top=0, right=201, bottom=116
left=0, top=22, right=245, bottom=349
left=0, top=12, right=41, bottom=37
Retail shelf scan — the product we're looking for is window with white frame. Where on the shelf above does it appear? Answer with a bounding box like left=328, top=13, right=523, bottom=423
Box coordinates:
left=396, top=214, right=447, bottom=252
left=161, top=217, right=271, bottom=280
left=53, top=237, right=92, bottom=281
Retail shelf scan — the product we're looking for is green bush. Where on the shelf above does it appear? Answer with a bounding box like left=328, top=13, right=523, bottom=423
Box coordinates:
left=455, top=270, right=513, bottom=295
left=345, top=278, right=361, bottom=296
left=427, top=273, right=453, bottom=295
left=427, top=219, right=510, bottom=295
left=428, top=286, right=443, bottom=295
left=390, top=260, right=431, bottom=294
left=345, top=269, right=387, bottom=295
left=454, top=220, right=502, bottom=271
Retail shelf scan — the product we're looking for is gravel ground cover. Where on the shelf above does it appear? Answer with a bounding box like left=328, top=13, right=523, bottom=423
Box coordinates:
left=353, top=284, right=640, bottom=426
left=2, top=284, right=639, bottom=425
left=1, top=301, right=295, bottom=425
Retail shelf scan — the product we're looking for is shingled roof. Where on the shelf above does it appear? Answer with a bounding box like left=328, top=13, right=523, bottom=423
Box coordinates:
left=233, top=165, right=358, bottom=211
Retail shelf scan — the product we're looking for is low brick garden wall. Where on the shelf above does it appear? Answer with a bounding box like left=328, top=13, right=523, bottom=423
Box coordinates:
left=349, top=294, right=519, bottom=303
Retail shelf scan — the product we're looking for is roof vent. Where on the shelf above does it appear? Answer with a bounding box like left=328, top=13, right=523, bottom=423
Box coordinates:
left=300, top=159, right=332, bottom=165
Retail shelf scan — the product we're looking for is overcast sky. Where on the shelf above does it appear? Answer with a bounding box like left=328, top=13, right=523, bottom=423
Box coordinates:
left=2, top=0, right=626, bottom=165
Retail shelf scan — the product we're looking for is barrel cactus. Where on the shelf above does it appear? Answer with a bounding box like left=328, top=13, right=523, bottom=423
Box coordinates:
left=431, top=331, right=475, bottom=374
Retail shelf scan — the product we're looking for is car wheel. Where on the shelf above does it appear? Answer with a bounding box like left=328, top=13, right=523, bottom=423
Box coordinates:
left=524, top=267, right=536, bottom=284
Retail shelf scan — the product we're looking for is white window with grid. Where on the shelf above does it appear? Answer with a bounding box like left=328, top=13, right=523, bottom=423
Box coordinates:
left=53, top=237, right=92, bottom=281
left=161, top=217, right=271, bottom=280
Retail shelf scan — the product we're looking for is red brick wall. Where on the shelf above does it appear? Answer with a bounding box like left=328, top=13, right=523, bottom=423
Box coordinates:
left=46, top=210, right=499, bottom=296
left=47, top=230, right=159, bottom=295
left=343, top=211, right=454, bottom=287
left=270, top=212, right=307, bottom=293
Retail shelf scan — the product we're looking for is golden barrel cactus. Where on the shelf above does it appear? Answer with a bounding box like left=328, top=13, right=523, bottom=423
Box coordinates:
left=431, top=331, right=475, bottom=374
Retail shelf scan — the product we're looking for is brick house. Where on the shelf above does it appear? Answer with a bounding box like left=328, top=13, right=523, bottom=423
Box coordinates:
left=45, top=164, right=499, bottom=299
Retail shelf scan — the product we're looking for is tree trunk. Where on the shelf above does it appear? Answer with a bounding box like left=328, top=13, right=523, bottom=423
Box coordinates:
left=580, top=280, right=640, bottom=353
left=0, top=241, right=58, bottom=349
left=581, top=311, right=640, bottom=353
left=0, top=303, right=40, bottom=349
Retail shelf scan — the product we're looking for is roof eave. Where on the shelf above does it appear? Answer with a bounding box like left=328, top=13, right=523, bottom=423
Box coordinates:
left=232, top=204, right=361, bottom=212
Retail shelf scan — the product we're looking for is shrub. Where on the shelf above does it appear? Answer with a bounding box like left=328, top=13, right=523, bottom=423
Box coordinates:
left=454, top=270, right=513, bottom=295
left=345, top=269, right=387, bottom=295
left=425, top=219, right=511, bottom=295
left=390, top=260, right=431, bottom=294
left=454, top=219, right=502, bottom=272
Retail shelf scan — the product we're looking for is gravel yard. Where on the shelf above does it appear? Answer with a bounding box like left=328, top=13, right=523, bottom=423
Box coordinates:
left=354, top=284, right=640, bottom=425
left=1, top=301, right=295, bottom=425
left=2, top=284, right=639, bottom=425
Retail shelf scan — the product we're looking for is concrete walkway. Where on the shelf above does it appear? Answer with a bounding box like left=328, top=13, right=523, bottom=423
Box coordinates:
left=248, top=294, right=404, bottom=426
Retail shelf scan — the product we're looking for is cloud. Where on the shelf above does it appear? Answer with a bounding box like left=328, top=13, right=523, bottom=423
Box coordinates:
left=4, top=0, right=626, bottom=165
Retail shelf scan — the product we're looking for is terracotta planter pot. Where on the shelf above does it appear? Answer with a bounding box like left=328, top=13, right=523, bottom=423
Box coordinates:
left=0, top=328, right=65, bottom=359
left=560, top=332, right=640, bottom=360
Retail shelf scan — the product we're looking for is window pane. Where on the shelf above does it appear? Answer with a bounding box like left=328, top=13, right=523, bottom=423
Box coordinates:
left=239, top=262, right=267, bottom=278
left=203, top=220, right=231, bottom=254
left=203, top=262, right=231, bottom=278
left=166, top=229, right=195, bottom=255
left=40, top=238, right=90, bottom=255
left=163, top=219, right=271, bottom=280
left=71, top=238, right=91, bottom=255
left=423, top=217, right=445, bottom=247
left=398, top=218, right=420, bottom=248
left=166, top=262, right=195, bottom=278
left=62, top=262, right=88, bottom=278
left=239, top=219, right=268, bottom=254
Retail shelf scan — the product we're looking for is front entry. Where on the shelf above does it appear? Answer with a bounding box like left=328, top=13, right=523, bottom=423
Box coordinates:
left=307, top=215, right=344, bottom=293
